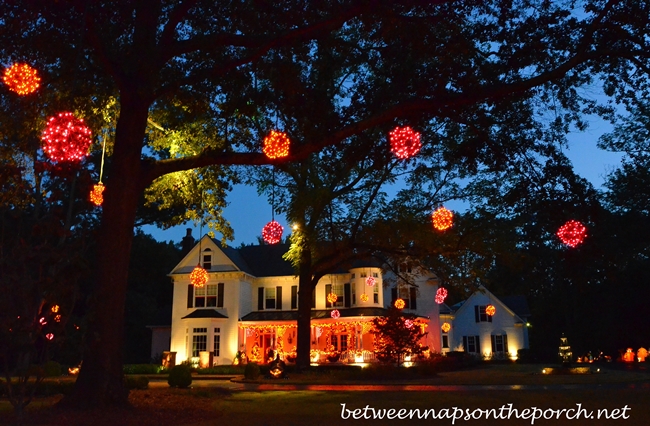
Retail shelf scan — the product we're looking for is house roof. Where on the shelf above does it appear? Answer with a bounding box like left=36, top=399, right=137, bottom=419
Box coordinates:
left=241, top=307, right=390, bottom=322
left=499, top=295, right=531, bottom=318
left=181, top=309, right=229, bottom=319
left=226, top=243, right=295, bottom=277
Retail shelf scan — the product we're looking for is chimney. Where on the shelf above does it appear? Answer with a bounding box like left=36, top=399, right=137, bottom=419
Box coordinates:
left=181, top=228, right=195, bottom=256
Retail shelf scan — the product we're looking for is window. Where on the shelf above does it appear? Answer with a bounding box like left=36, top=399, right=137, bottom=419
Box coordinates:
left=474, top=306, right=493, bottom=323
left=193, top=283, right=224, bottom=308
left=205, top=284, right=217, bottom=307
left=213, top=328, right=221, bottom=356
left=291, top=285, right=298, bottom=310
left=350, top=273, right=355, bottom=279
left=192, top=328, right=207, bottom=357
left=442, top=334, right=449, bottom=349
left=325, top=283, right=350, bottom=308
left=360, top=272, right=367, bottom=278
left=392, top=285, right=417, bottom=309
left=373, top=284, right=379, bottom=304
left=195, top=286, right=206, bottom=307
left=350, top=283, right=356, bottom=305
left=202, top=248, right=212, bottom=269
left=265, top=287, right=276, bottom=309
left=373, top=272, right=378, bottom=278
left=491, top=334, right=508, bottom=354
left=331, top=334, right=348, bottom=352
left=463, top=335, right=480, bottom=354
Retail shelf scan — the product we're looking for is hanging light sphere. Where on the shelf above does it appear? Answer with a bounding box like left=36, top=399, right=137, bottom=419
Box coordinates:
left=327, top=293, right=338, bottom=304
left=432, top=206, right=454, bottom=231
left=3, top=63, right=41, bottom=95
left=51, top=305, right=60, bottom=313
left=41, top=112, right=92, bottom=163
left=556, top=220, right=587, bottom=248
left=441, top=322, right=451, bottom=333
left=190, top=265, right=209, bottom=287
left=45, top=333, right=54, bottom=341
left=331, top=309, right=341, bottom=319
left=389, top=126, right=421, bottom=160
left=394, top=298, right=406, bottom=309
left=404, top=319, right=414, bottom=329
left=360, top=293, right=369, bottom=303
left=262, top=220, right=284, bottom=244
left=435, top=287, right=448, bottom=304
left=262, top=130, right=290, bottom=159
left=486, top=304, right=496, bottom=316
left=366, top=276, right=376, bottom=287
left=89, top=182, right=105, bottom=207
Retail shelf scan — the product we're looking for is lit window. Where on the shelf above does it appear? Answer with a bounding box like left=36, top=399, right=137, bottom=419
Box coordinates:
left=202, top=248, right=212, bottom=269
left=475, top=306, right=493, bottom=323
left=265, top=287, right=276, bottom=309
left=192, top=328, right=207, bottom=357
left=214, top=328, right=221, bottom=357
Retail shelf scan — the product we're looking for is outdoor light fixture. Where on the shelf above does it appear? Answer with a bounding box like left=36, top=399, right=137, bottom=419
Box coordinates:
left=41, top=112, right=92, bottom=163
left=389, top=126, right=421, bottom=159
left=432, top=206, right=454, bottom=231
left=262, top=220, right=283, bottom=244
left=3, top=63, right=40, bottom=95
left=262, top=130, right=290, bottom=159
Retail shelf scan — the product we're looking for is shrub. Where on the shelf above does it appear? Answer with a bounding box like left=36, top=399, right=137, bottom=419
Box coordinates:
left=244, top=362, right=260, bottom=380
left=168, top=365, right=192, bottom=388
left=125, top=375, right=149, bottom=390
left=43, top=361, right=63, bottom=377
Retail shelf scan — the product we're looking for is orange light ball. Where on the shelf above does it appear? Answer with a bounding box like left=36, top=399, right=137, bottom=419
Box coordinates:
left=263, top=130, right=290, bottom=159
left=3, top=63, right=40, bottom=95
left=441, top=322, right=451, bottom=333
left=432, top=206, right=453, bottom=231
left=190, top=265, right=209, bottom=287
left=90, top=182, right=105, bottom=206
left=486, top=304, right=496, bottom=316
left=394, top=298, right=405, bottom=309
left=327, top=293, right=338, bottom=304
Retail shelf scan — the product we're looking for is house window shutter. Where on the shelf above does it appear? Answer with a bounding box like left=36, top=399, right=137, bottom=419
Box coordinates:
left=344, top=283, right=351, bottom=308
left=463, top=336, right=468, bottom=353
left=291, top=286, right=298, bottom=310
left=474, top=306, right=480, bottom=323
left=276, top=286, right=283, bottom=310
left=258, top=287, right=264, bottom=310
left=325, top=284, right=332, bottom=308
left=391, top=288, right=397, bottom=306
left=503, top=335, right=509, bottom=353
left=409, top=287, right=417, bottom=310
left=491, top=335, right=496, bottom=353
left=217, top=283, right=224, bottom=308
left=475, top=335, right=481, bottom=354
left=311, top=288, right=316, bottom=308
left=187, top=285, right=194, bottom=308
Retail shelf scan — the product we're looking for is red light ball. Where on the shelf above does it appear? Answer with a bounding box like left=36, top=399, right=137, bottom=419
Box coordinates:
left=366, top=276, right=376, bottom=287
left=389, top=126, right=421, bottom=160
left=557, top=220, right=587, bottom=248
left=435, top=287, right=448, bottom=304
left=262, top=220, right=284, bottom=244
left=331, top=309, right=341, bottom=319
left=41, top=112, right=92, bottom=163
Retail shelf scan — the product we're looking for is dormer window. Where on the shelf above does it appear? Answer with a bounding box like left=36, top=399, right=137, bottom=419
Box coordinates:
left=202, top=248, right=212, bottom=270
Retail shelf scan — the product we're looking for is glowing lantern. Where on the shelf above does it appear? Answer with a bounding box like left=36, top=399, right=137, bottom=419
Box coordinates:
left=638, top=347, right=647, bottom=362
left=360, top=293, right=369, bottom=303
left=54, top=314, right=61, bottom=322
left=389, top=126, right=421, bottom=159
left=39, top=317, right=47, bottom=326
left=262, top=130, right=290, bottom=159
left=262, top=220, right=283, bottom=244
left=441, top=322, right=451, bottom=333
left=432, top=206, right=453, bottom=231
left=331, top=309, right=340, bottom=319
left=51, top=305, right=60, bottom=313
left=394, top=298, right=405, bottom=309
left=45, top=333, right=54, bottom=341
left=327, top=293, right=338, bottom=304
left=622, top=348, right=635, bottom=363
left=366, top=276, right=376, bottom=287
left=557, top=220, right=587, bottom=248
left=41, top=112, right=92, bottom=163
left=3, top=63, right=40, bottom=95
left=486, top=304, right=496, bottom=316
left=190, top=265, right=208, bottom=287
left=404, top=319, right=414, bottom=329
left=435, top=287, right=448, bottom=304
left=90, top=182, right=105, bottom=206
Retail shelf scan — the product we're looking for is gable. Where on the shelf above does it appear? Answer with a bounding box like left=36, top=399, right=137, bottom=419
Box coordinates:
left=453, top=287, right=524, bottom=323
left=169, top=235, right=242, bottom=275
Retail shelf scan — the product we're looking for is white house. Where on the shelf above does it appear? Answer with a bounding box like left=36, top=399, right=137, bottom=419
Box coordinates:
left=439, top=286, right=530, bottom=360
left=165, top=235, right=441, bottom=366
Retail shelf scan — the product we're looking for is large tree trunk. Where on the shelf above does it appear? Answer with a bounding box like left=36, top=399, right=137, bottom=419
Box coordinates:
left=60, top=94, right=149, bottom=408
left=296, top=246, right=313, bottom=370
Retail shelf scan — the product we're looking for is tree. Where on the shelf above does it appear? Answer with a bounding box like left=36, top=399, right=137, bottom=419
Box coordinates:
left=1, top=0, right=649, bottom=407
left=371, top=306, right=427, bottom=365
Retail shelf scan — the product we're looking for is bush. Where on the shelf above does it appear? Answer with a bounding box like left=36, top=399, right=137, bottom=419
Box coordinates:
left=244, top=362, right=260, bottom=380
left=125, top=375, right=149, bottom=390
left=43, top=361, right=63, bottom=377
left=168, top=365, right=192, bottom=388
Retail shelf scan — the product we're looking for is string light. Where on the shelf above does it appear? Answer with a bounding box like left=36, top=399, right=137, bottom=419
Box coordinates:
left=327, top=293, right=338, bottom=304
left=190, top=265, right=208, bottom=287
left=404, top=319, right=414, bottom=329
left=41, top=112, right=92, bottom=163
left=486, top=304, right=496, bottom=316
left=262, top=220, right=283, bottom=244
left=51, top=305, right=60, bottom=313
left=441, top=322, right=451, bottom=333
left=3, top=63, right=40, bottom=95
left=394, top=298, right=405, bottom=309
left=366, top=276, right=376, bottom=287
left=45, top=333, right=54, bottom=340
left=360, top=293, right=369, bottom=303
left=432, top=206, right=454, bottom=231
left=435, top=287, right=448, bottom=304
left=263, top=130, right=290, bottom=159
left=90, top=182, right=105, bottom=206
left=389, top=126, right=421, bottom=159
left=557, top=220, right=587, bottom=248
left=331, top=309, right=341, bottom=319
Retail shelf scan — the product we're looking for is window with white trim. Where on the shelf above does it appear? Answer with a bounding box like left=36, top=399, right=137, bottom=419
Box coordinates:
left=192, top=327, right=207, bottom=357
left=213, top=328, right=221, bottom=357
left=202, top=248, right=212, bottom=269
left=265, top=287, right=276, bottom=309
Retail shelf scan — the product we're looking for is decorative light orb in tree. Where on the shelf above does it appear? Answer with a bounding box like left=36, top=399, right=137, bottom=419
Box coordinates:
left=89, top=182, right=105, bottom=206
left=190, top=265, right=209, bottom=288
left=51, top=305, right=60, bottom=313
left=327, top=293, right=338, bottom=304
left=435, top=287, right=448, bottom=304
left=486, top=304, right=496, bottom=316
left=389, top=126, right=421, bottom=159
left=432, top=206, right=454, bottom=231
left=394, top=298, right=405, bottom=309
left=45, top=333, right=54, bottom=341
left=404, top=319, right=414, bottom=329
left=54, top=314, right=61, bottom=322
left=262, top=130, right=290, bottom=159
left=39, top=317, right=47, bottom=326
left=556, top=220, right=587, bottom=248
left=41, top=112, right=92, bottom=163
left=360, top=293, right=369, bottom=303
left=331, top=309, right=340, bottom=319
left=3, top=63, right=40, bottom=95
left=262, top=220, right=283, bottom=244
left=441, top=322, right=451, bottom=333
left=366, top=276, right=376, bottom=287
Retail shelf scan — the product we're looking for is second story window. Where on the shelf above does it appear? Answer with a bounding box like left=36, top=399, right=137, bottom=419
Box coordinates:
left=258, top=286, right=283, bottom=310
left=202, top=248, right=212, bottom=270
left=475, top=305, right=493, bottom=323
left=265, top=287, right=276, bottom=309
left=188, top=283, right=224, bottom=309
